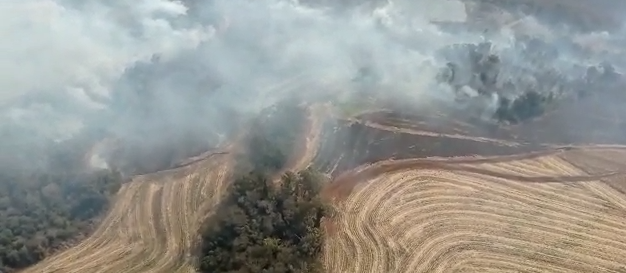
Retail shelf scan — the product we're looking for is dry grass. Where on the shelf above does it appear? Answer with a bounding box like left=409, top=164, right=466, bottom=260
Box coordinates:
left=324, top=151, right=626, bottom=273
left=289, top=104, right=327, bottom=172
left=23, top=154, right=232, bottom=273
left=23, top=102, right=323, bottom=273
left=22, top=96, right=626, bottom=273
left=559, top=148, right=626, bottom=199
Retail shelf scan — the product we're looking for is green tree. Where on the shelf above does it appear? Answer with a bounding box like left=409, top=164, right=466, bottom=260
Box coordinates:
left=198, top=101, right=328, bottom=273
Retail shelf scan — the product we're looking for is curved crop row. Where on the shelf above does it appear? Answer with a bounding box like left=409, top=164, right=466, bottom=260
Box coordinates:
left=325, top=154, right=626, bottom=273
left=23, top=155, right=232, bottom=273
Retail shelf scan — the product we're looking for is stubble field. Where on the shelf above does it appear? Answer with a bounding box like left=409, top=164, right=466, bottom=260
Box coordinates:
left=23, top=154, right=232, bottom=273
left=323, top=150, right=626, bottom=273
left=22, top=6, right=626, bottom=270
left=23, top=97, right=626, bottom=273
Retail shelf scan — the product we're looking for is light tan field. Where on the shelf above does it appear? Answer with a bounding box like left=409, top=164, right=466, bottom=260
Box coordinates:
left=23, top=154, right=232, bottom=273
left=324, top=150, right=626, bottom=273
left=21, top=100, right=626, bottom=273
left=22, top=105, right=324, bottom=273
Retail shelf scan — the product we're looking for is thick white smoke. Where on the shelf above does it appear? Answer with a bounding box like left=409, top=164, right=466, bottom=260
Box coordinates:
left=1, top=0, right=211, bottom=139
left=1, top=0, right=623, bottom=171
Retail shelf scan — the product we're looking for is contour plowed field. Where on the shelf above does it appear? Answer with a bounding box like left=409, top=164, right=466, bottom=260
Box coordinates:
left=23, top=154, right=232, bottom=273
left=324, top=151, right=626, bottom=273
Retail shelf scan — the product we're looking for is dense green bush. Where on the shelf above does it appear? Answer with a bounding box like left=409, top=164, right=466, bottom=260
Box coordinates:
left=199, top=170, right=328, bottom=273
left=494, top=91, right=553, bottom=124
left=0, top=169, right=121, bottom=271
left=0, top=129, right=123, bottom=272
left=198, top=101, right=329, bottom=273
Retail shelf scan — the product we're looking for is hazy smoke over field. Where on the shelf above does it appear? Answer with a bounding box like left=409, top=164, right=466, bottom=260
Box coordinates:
left=0, top=0, right=622, bottom=173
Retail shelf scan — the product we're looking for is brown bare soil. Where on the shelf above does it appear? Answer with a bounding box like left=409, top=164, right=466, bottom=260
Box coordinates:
left=311, top=117, right=545, bottom=178
left=360, top=90, right=626, bottom=146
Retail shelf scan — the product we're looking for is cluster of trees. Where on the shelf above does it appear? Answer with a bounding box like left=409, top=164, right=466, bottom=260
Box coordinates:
left=199, top=170, right=329, bottom=273
left=493, top=91, right=553, bottom=124
left=0, top=127, right=123, bottom=272
left=198, top=101, right=330, bottom=273
left=436, top=40, right=624, bottom=125
left=493, top=62, right=622, bottom=124
left=0, top=167, right=121, bottom=271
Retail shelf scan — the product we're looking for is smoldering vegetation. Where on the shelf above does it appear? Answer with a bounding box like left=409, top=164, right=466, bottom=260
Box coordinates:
left=1, top=0, right=626, bottom=270
left=432, top=38, right=623, bottom=124
left=467, top=0, right=626, bottom=33
left=2, top=0, right=472, bottom=174
left=4, top=0, right=626, bottom=175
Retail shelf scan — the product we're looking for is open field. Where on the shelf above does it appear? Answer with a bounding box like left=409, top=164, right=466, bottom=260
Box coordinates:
left=316, top=95, right=626, bottom=272
left=23, top=1, right=626, bottom=271
left=22, top=103, right=321, bottom=273
left=23, top=153, right=232, bottom=273
left=323, top=150, right=626, bottom=273
left=311, top=116, right=543, bottom=177
left=25, top=96, right=626, bottom=273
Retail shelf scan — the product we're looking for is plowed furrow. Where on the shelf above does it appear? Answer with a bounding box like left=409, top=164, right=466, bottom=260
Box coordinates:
left=325, top=153, right=626, bottom=273
left=24, top=156, right=232, bottom=273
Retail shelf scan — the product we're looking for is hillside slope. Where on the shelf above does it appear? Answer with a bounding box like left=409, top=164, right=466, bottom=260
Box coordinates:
left=23, top=154, right=232, bottom=273
left=324, top=150, right=626, bottom=272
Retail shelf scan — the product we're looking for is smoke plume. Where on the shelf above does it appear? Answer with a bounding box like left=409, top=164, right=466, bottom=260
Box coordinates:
left=1, top=0, right=623, bottom=173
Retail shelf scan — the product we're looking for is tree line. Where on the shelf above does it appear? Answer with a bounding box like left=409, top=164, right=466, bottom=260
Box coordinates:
left=0, top=154, right=121, bottom=272
left=493, top=90, right=552, bottom=124
left=198, top=101, right=331, bottom=273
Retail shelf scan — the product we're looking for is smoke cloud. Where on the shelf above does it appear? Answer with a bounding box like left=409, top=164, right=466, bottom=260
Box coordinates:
left=1, top=0, right=210, bottom=137
left=1, top=0, right=623, bottom=173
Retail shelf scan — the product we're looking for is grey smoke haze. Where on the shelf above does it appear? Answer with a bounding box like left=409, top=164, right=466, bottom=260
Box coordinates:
left=1, top=0, right=622, bottom=172
left=1, top=0, right=209, bottom=137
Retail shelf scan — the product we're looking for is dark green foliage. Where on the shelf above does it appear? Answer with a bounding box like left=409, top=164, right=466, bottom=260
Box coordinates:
left=0, top=130, right=122, bottom=272
left=199, top=170, right=328, bottom=273
left=0, top=169, right=121, bottom=271
left=494, top=91, right=552, bottom=124
left=198, top=101, right=328, bottom=273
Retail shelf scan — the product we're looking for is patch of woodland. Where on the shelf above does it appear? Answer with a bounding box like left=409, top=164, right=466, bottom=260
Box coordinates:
left=0, top=134, right=122, bottom=272
left=494, top=63, right=622, bottom=124
left=198, top=100, right=331, bottom=273
left=436, top=40, right=623, bottom=125
left=493, top=90, right=553, bottom=124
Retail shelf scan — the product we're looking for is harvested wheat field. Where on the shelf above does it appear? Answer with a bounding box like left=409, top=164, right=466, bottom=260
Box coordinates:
left=23, top=154, right=232, bottom=273
left=324, top=150, right=626, bottom=273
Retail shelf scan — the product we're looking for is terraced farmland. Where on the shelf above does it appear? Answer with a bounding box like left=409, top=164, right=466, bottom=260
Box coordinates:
left=23, top=154, right=232, bottom=273
left=22, top=103, right=322, bottom=273
left=26, top=99, right=626, bottom=273
left=323, top=150, right=626, bottom=273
